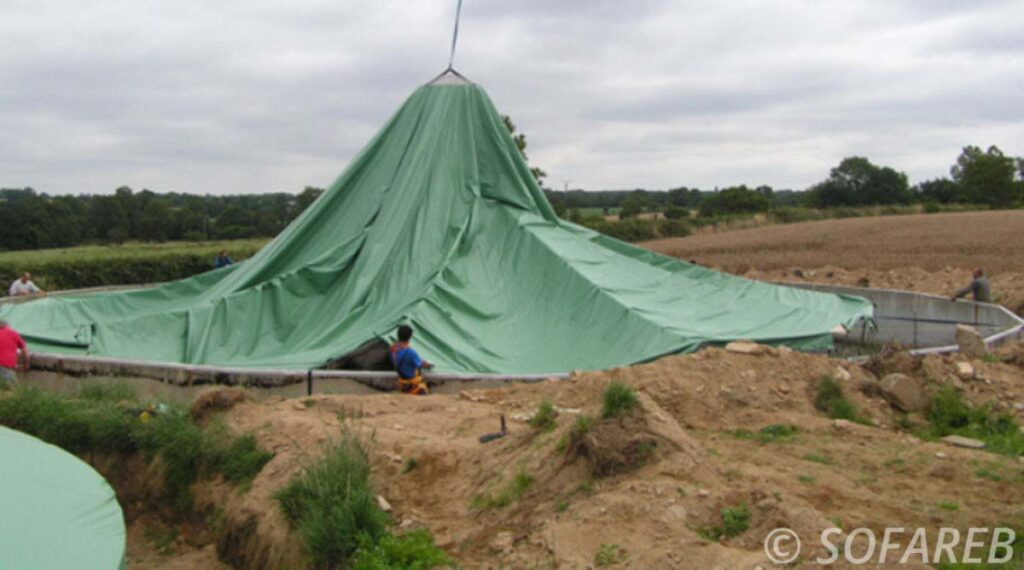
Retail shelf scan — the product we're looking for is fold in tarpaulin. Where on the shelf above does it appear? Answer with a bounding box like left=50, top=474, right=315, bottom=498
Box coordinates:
left=0, top=426, right=126, bottom=569
left=0, top=71, right=873, bottom=374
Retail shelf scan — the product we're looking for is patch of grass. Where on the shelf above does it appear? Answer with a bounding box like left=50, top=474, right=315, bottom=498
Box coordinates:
left=814, top=376, right=871, bottom=425
left=528, top=400, right=558, bottom=432
left=925, top=388, right=1024, bottom=457
left=351, top=529, right=452, bottom=570
left=729, top=424, right=799, bottom=444
left=828, top=516, right=845, bottom=530
left=471, top=470, right=535, bottom=510
left=699, top=504, right=751, bottom=542
left=555, top=500, right=569, bottom=513
left=0, top=386, right=273, bottom=511
left=883, top=458, right=905, bottom=468
left=214, top=434, right=275, bottom=484
left=982, top=353, right=1002, bottom=364
left=402, top=458, right=418, bottom=474
left=77, top=382, right=138, bottom=402
left=578, top=481, right=594, bottom=496
left=275, top=432, right=389, bottom=567
left=977, top=468, right=1004, bottom=482
left=802, top=453, right=835, bottom=465
left=594, top=543, right=628, bottom=566
left=143, top=525, right=179, bottom=556
left=937, top=501, right=960, bottom=511
left=554, top=434, right=569, bottom=453
left=602, top=383, right=639, bottom=418
left=798, top=475, right=816, bottom=484
left=572, top=415, right=594, bottom=439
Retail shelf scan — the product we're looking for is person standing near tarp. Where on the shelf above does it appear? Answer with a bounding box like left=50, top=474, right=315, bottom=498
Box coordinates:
left=951, top=268, right=992, bottom=303
left=214, top=250, right=234, bottom=269
left=390, top=325, right=433, bottom=395
left=8, top=272, right=44, bottom=297
left=0, top=321, right=28, bottom=388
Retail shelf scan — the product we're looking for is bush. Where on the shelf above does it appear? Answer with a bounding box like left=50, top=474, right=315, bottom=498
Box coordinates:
left=814, top=376, right=870, bottom=425
left=700, top=504, right=751, bottom=541
left=602, top=383, right=639, bottom=418
left=656, top=218, right=691, bottom=238
left=528, top=401, right=558, bottom=432
left=923, top=201, right=942, bottom=214
left=925, top=388, right=1024, bottom=456
left=770, top=207, right=824, bottom=224
left=276, top=432, right=390, bottom=567
left=352, top=530, right=452, bottom=570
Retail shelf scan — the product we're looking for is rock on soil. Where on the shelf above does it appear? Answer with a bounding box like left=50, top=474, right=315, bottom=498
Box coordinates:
left=955, top=361, right=975, bottom=380
left=724, top=341, right=773, bottom=356
left=956, top=325, right=988, bottom=358
left=879, top=373, right=930, bottom=412
left=941, top=435, right=986, bottom=449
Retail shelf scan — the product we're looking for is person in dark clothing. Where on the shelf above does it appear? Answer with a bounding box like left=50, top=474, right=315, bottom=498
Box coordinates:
left=951, top=268, right=992, bottom=303
left=389, top=324, right=433, bottom=395
left=214, top=250, right=234, bottom=269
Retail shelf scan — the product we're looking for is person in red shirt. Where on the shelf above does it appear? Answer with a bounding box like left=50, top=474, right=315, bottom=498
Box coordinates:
left=0, top=321, right=29, bottom=387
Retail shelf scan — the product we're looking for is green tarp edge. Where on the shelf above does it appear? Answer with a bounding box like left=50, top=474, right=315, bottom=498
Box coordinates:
left=0, top=426, right=126, bottom=569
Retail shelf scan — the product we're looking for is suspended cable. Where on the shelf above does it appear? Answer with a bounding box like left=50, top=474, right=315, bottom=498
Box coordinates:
left=447, top=0, right=463, bottom=70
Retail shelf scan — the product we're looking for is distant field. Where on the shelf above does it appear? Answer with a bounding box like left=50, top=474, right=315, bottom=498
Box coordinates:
left=575, top=207, right=620, bottom=218
left=0, top=238, right=268, bottom=267
left=641, top=210, right=1024, bottom=274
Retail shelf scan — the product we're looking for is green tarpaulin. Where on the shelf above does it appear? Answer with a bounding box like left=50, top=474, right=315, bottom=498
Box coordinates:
left=0, top=426, right=126, bottom=569
left=1, top=71, right=872, bottom=374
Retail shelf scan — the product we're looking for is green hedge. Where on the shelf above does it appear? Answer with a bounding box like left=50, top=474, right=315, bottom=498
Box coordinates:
left=0, top=240, right=266, bottom=291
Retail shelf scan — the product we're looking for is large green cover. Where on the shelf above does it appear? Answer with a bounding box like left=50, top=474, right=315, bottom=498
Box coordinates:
left=1, top=72, right=872, bottom=374
left=0, top=426, right=126, bottom=569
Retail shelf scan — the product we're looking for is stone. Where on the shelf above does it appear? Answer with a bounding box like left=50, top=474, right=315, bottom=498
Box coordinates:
left=935, top=452, right=948, bottom=459
left=697, top=489, right=710, bottom=498
left=941, top=435, right=986, bottom=449
left=833, top=419, right=853, bottom=430
left=955, top=325, right=988, bottom=359
left=955, top=361, right=975, bottom=380
left=490, top=531, right=515, bottom=554
left=725, top=341, right=767, bottom=355
left=879, top=373, right=930, bottom=412
left=376, top=495, right=392, bottom=512
left=834, top=366, right=852, bottom=382
left=459, top=391, right=483, bottom=402
left=667, top=505, right=687, bottom=521
left=1012, top=402, right=1024, bottom=411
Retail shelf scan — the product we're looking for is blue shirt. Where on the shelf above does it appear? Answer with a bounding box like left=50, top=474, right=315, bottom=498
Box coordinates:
left=215, top=256, right=233, bottom=268
left=391, top=345, right=423, bottom=379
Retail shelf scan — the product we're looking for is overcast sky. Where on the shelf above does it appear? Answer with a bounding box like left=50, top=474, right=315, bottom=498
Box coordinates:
left=2, top=0, right=1022, bottom=195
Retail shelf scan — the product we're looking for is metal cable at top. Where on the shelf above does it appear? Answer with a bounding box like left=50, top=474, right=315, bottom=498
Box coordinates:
left=447, top=0, right=463, bottom=70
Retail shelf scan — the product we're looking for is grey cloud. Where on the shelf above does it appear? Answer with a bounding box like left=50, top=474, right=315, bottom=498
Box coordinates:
left=1, top=1, right=1022, bottom=195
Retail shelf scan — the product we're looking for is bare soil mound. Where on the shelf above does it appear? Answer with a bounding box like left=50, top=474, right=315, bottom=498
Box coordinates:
left=129, top=344, right=1024, bottom=568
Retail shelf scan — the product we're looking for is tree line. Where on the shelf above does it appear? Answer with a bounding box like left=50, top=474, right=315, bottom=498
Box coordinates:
left=0, top=186, right=324, bottom=251
left=1, top=144, right=1020, bottom=252
left=546, top=145, right=1024, bottom=219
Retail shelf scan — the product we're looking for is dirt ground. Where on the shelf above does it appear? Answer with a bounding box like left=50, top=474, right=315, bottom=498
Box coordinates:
left=122, top=343, right=1024, bottom=568
left=641, top=210, right=1024, bottom=315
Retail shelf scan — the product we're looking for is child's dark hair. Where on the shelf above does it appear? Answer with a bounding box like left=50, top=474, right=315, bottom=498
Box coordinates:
left=397, top=324, right=414, bottom=342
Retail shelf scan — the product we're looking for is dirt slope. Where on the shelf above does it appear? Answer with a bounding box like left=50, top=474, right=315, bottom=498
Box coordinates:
left=130, top=345, right=1024, bottom=568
